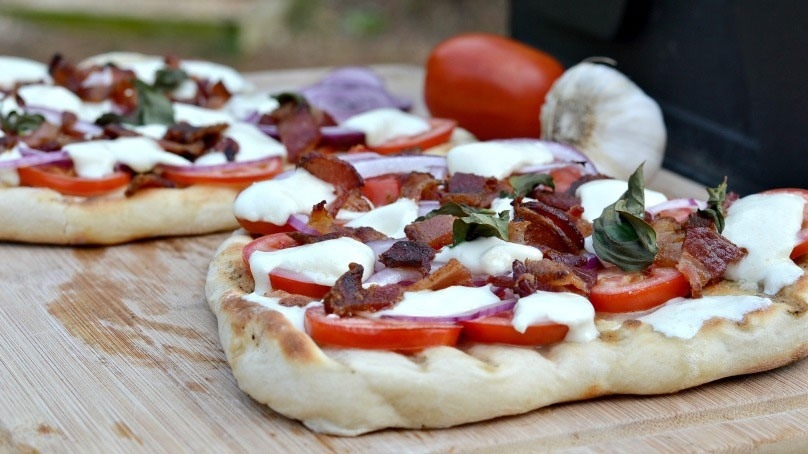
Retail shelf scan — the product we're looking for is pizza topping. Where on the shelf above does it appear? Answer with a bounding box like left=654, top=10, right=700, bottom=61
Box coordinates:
left=324, top=263, right=404, bottom=316
left=267, top=92, right=322, bottom=164
left=234, top=169, right=336, bottom=226
left=243, top=293, right=319, bottom=332
left=637, top=295, right=772, bottom=339
left=249, top=236, right=376, bottom=297
left=511, top=291, right=597, bottom=342
left=378, top=240, right=436, bottom=275
left=434, top=236, right=543, bottom=276
left=63, top=136, right=191, bottom=177
left=511, top=198, right=586, bottom=254
left=344, top=197, right=419, bottom=238
left=446, top=140, right=554, bottom=179
left=368, top=284, right=506, bottom=322
left=722, top=192, right=806, bottom=294
left=404, top=214, right=456, bottom=250
left=0, top=56, right=51, bottom=89
left=676, top=219, right=746, bottom=297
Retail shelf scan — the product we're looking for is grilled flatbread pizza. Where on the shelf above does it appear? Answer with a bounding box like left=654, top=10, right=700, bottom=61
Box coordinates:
left=205, top=141, right=808, bottom=435
left=0, top=54, right=449, bottom=244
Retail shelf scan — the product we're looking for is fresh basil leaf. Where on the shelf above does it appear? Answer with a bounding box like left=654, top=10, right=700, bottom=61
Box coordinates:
left=153, top=68, right=188, bottom=92
left=419, top=202, right=510, bottom=244
left=134, top=79, right=175, bottom=125
left=698, top=178, right=728, bottom=232
left=508, top=173, right=554, bottom=198
left=1, top=110, right=45, bottom=135
left=592, top=165, right=658, bottom=271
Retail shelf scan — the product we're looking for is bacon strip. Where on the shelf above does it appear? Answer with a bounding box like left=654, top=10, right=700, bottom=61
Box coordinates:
left=323, top=263, right=403, bottom=316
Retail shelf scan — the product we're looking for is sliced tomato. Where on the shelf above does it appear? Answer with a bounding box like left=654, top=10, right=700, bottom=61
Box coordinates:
left=370, top=118, right=456, bottom=155
left=362, top=174, right=401, bottom=206
left=304, top=306, right=462, bottom=352
left=159, top=157, right=283, bottom=186
left=237, top=218, right=296, bottom=236
left=461, top=311, right=568, bottom=346
left=269, top=271, right=332, bottom=299
left=762, top=188, right=808, bottom=259
left=589, top=266, right=690, bottom=313
left=18, top=164, right=131, bottom=197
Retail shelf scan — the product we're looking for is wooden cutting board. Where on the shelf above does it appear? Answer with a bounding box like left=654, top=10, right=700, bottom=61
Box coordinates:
left=3, top=65, right=808, bottom=452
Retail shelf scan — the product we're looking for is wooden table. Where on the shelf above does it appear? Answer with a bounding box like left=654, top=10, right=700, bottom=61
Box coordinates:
left=3, top=65, right=808, bottom=453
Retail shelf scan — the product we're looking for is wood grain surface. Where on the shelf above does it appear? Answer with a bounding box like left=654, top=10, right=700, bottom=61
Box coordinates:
left=2, top=65, right=807, bottom=453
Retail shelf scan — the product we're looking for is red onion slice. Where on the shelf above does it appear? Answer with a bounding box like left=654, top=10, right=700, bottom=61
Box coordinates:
left=349, top=154, right=448, bottom=180
left=379, top=297, right=517, bottom=323
left=25, top=105, right=104, bottom=136
left=299, top=67, right=412, bottom=123
left=364, top=267, right=422, bottom=286
left=286, top=213, right=319, bottom=235
left=0, top=148, right=70, bottom=169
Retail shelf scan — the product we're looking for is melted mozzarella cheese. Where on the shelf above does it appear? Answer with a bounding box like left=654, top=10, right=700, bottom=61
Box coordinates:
left=637, top=295, right=772, bottom=338
left=63, top=137, right=191, bottom=178
left=446, top=140, right=554, bottom=179
left=233, top=169, right=336, bottom=224
left=344, top=198, right=419, bottom=238
left=722, top=193, right=805, bottom=294
left=368, top=285, right=500, bottom=319
left=194, top=122, right=286, bottom=166
left=576, top=179, right=668, bottom=222
left=225, top=91, right=280, bottom=120
left=511, top=291, right=598, bottom=342
left=242, top=293, right=322, bottom=332
left=249, top=237, right=375, bottom=295
left=435, top=236, right=543, bottom=275
left=8, top=85, right=109, bottom=123
left=0, top=56, right=51, bottom=89
left=340, top=108, right=429, bottom=146
left=173, top=103, right=237, bottom=126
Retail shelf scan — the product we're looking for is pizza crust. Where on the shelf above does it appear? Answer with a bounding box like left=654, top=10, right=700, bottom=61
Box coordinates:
left=206, top=232, right=808, bottom=436
left=0, top=185, right=240, bottom=245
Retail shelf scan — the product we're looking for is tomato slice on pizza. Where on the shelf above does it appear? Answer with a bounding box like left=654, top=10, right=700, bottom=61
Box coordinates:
left=304, top=306, right=462, bottom=353
left=589, top=266, right=691, bottom=313
left=17, top=163, right=132, bottom=197
left=460, top=311, right=569, bottom=346
left=370, top=118, right=457, bottom=155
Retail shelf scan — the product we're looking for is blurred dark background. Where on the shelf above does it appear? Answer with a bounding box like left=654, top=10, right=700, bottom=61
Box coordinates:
left=512, top=0, right=808, bottom=194
left=1, top=0, right=805, bottom=193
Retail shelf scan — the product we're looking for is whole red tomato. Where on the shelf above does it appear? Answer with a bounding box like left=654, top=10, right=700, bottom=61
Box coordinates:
left=424, top=33, right=565, bottom=140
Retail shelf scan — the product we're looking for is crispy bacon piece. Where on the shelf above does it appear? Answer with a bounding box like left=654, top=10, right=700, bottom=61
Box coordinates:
left=323, top=263, right=404, bottom=316
left=124, top=172, right=176, bottom=196
left=191, top=80, right=232, bottom=109
left=268, top=96, right=322, bottom=164
left=49, top=54, right=138, bottom=107
left=299, top=153, right=363, bottom=191
left=406, top=258, right=473, bottom=291
left=161, top=122, right=230, bottom=161
left=440, top=172, right=510, bottom=208
left=652, top=216, right=686, bottom=267
left=512, top=259, right=590, bottom=296
left=400, top=171, right=441, bottom=201
left=510, top=198, right=585, bottom=254
left=404, top=214, right=456, bottom=250
left=676, top=220, right=746, bottom=297
left=379, top=240, right=436, bottom=275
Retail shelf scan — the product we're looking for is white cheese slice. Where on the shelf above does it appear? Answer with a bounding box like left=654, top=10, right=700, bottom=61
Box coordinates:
left=576, top=178, right=668, bottom=222
left=368, top=285, right=500, bottom=319
left=249, top=237, right=376, bottom=295
left=340, top=108, right=429, bottom=146
left=637, top=295, right=772, bottom=338
left=435, top=236, right=543, bottom=275
left=233, top=169, right=336, bottom=224
left=194, top=122, right=286, bottom=166
left=225, top=91, right=280, bottom=120
left=446, top=140, right=554, bottom=179
left=344, top=197, right=419, bottom=238
left=0, top=56, right=51, bottom=89
left=722, top=193, right=805, bottom=294
left=511, top=291, right=598, bottom=342
left=63, top=137, right=191, bottom=178
left=173, top=103, right=236, bottom=126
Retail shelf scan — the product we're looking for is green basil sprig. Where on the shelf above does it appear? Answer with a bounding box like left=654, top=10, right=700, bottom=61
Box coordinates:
left=508, top=173, right=554, bottom=198
left=592, top=165, right=658, bottom=271
left=418, top=202, right=510, bottom=245
left=697, top=178, right=728, bottom=232
left=96, top=79, right=175, bottom=126
left=1, top=110, right=45, bottom=135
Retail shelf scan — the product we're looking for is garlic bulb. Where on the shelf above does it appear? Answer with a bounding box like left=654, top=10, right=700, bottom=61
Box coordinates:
left=540, top=61, right=666, bottom=180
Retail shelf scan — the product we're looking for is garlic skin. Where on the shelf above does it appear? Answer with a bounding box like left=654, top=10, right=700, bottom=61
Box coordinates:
left=540, top=61, right=666, bottom=180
